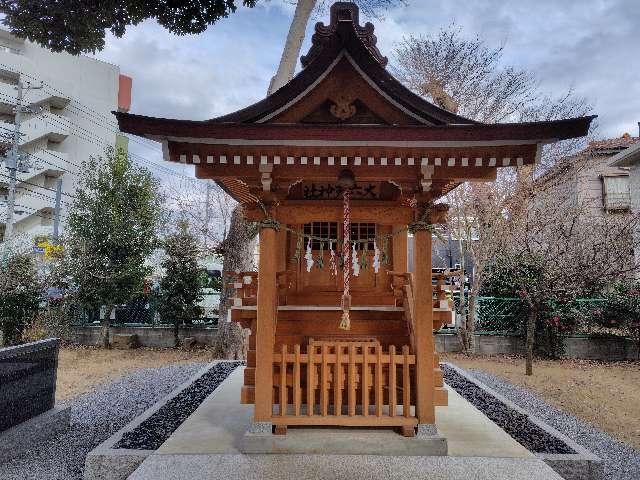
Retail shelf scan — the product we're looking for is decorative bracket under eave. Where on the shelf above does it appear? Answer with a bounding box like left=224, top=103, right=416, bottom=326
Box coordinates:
left=421, top=165, right=435, bottom=192
left=259, top=163, right=273, bottom=191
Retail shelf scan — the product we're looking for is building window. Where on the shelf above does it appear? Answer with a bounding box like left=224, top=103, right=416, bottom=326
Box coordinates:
left=602, top=175, right=630, bottom=211
left=351, top=223, right=376, bottom=250
left=303, top=222, right=338, bottom=250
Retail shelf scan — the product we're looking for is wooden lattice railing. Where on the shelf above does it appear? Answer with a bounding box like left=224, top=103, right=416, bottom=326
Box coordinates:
left=227, top=271, right=289, bottom=307
left=271, top=340, right=418, bottom=433
left=388, top=270, right=459, bottom=333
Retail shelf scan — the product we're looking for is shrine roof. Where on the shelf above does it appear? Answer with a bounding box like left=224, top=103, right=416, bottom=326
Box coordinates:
left=113, top=2, right=595, bottom=206
left=114, top=2, right=594, bottom=144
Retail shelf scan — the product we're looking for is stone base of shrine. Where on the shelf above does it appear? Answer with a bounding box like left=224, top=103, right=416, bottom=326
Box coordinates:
left=152, top=367, right=530, bottom=460
left=108, top=365, right=570, bottom=479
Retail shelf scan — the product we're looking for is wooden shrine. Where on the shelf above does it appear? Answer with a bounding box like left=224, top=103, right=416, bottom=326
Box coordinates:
left=116, top=3, right=593, bottom=438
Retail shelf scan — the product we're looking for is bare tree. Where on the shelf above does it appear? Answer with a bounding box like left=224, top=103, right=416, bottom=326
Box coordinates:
left=447, top=180, right=514, bottom=352
left=501, top=160, right=639, bottom=374
left=162, top=177, right=257, bottom=358
left=394, top=25, right=595, bottom=371
left=162, top=177, right=234, bottom=252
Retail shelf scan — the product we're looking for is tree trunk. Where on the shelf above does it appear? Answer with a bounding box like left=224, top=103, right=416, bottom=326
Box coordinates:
left=267, top=0, right=317, bottom=95
left=173, top=318, right=180, bottom=348
left=456, top=238, right=469, bottom=353
left=213, top=205, right=257, bottom=359
left=467, top=292, right=477, bottom=351
left=101, top=306, right=112, bottom=348
left=525, top=303, right=537, bottom=376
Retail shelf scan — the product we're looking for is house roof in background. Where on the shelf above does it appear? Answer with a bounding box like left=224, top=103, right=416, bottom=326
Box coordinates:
left=610, top=141, right=640, bottom=167
left=588, top=132, right=639, bottom=154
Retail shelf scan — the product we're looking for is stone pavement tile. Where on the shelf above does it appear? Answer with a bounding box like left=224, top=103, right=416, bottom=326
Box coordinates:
left=436, top=387, right=532, bottom=458
left=127, top=454, right=563, bottom=480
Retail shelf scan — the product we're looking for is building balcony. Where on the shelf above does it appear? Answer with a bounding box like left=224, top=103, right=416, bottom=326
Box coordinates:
left=0, top=151, right=67, bottom=192
left=0, top=203, right=54, bottom=228
left=0, top=81, right=70, bottom=111
left=0, top=114, right=70, bottom=147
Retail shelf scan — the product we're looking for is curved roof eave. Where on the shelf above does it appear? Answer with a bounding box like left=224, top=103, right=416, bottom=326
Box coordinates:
left=115, top=111, right=596, bottom=144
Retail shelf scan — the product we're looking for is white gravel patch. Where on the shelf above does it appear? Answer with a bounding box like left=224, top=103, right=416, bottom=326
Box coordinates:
left=0, top=363, right=207, bottom=480
left=468, top=368, right=640, bottom=480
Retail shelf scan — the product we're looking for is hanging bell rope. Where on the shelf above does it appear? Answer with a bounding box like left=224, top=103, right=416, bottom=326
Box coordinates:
left=340, top=187, right=352, bottom=330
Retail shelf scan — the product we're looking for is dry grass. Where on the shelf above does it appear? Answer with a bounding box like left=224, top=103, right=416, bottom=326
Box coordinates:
left=56, top=346, right=218, bottom=402
left=443, top=353, right=640, bottom=450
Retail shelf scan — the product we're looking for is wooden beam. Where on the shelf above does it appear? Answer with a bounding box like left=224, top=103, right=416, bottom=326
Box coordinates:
left=194, top=163, right=498, bottom=183
left=271, top=415, right=418, bottom=427
left=245, top=202, right=414, bottom=224
left=412, top=229, right=435, bottom=425
left=254, top=226, right=278, bottom=422
left=276, top=227, right=287, bottom=273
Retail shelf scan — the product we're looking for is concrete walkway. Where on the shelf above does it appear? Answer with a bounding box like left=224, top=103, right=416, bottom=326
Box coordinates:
left=128, top=454, right=561, bottom=480
left=127, top=367, right=563, bottom=480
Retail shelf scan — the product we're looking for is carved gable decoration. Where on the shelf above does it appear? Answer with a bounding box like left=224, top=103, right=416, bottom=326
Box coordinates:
left=301, top=98, right=388, bottom=125
left=270, top=56, right=419, bottom=125
left=301, top=3, right=388, bottom=69
left=200, top=2, right=478, bottom=126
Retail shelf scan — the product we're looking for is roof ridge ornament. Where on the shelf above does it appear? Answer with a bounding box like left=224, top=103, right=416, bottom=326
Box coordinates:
left=300, top=2, right=388, bottom=69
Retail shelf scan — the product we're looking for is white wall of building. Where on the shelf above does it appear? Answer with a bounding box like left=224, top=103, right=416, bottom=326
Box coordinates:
left=0, top=28, right=127, bottom=249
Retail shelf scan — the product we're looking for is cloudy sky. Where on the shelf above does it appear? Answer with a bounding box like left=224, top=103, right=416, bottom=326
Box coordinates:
left=94, top=0, right=640, bottom=169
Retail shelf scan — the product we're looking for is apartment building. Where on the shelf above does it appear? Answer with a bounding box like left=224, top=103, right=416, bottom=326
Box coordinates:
left=0, top=28, right=131, bottom=246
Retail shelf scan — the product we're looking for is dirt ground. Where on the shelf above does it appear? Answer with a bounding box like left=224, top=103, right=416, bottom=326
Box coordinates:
left=56, top=346, right=218, bottom=402
left=444, top=353, right=640, bottom=450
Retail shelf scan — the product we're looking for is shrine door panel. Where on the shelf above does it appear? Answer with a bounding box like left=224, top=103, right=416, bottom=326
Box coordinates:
left=349, top=223, right=391, bottom=291
left=299, top=222, right=340, bottom=291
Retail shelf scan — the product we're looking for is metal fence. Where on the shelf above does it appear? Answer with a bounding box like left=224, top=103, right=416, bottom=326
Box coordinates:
left=447, top=295, right=610, bottom=336
left=71, top=297, right=218, bottom=328
left=474, top=296, right=528, bottom=334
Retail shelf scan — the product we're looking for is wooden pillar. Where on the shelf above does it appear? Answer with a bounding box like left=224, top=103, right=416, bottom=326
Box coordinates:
left=412, top=229, right=435, bottom=425
left=276, top=227, right=287, bottom=273
left=393, top=226, right=408, bottom=272
left=255, top=226, right=278, bottom=422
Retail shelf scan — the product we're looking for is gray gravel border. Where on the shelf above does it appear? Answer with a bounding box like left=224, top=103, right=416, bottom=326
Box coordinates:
left=467, top=367, right=640, bottom=480
left=0, top=363, right=207, bottom=480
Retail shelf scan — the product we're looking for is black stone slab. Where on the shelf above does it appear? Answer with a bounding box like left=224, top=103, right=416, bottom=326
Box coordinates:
left=0, top=338, right=60, bottom=432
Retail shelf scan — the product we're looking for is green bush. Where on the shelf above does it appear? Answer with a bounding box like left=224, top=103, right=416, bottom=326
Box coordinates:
left=0, top=253, right=42, bottom=346
left=602, top=283, right=640, bottom=357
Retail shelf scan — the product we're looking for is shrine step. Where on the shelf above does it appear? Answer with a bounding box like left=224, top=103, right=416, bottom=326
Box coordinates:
left=244, top=367, right=255, bottom=386
left=241, top=385, right=254, bottom=404
left=435, top=386, right=448, bottom=406
left=435, top=368, right=444, bottom=387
